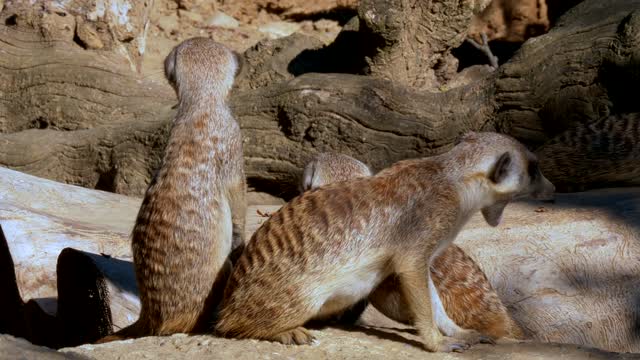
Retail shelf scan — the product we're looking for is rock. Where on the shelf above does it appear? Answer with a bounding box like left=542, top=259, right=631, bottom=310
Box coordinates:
left=0, top=335, right=88, bottom=360
left=75, top=17, right=104, bottom=49
left=206, top=11, right=239, bottom=29
left=470, top=0, right=550, bottom=43
left=178, top=9, right=204, bottom=24
left=1, top=0, right=155, bottom=71
left=258, top=21, right=302, bottom=39
left=156, top=15, right=178, bottom=33
left=177, top=0, right=212, bottom=12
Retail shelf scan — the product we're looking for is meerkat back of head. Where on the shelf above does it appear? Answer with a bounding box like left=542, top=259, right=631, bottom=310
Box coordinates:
left=96, top=38, right=247, bottom=343
left=216, top=132, right=551, bottom=352
left=301, top=153, right=372, bottom=192
left=164, top=38, right=241, bottom=103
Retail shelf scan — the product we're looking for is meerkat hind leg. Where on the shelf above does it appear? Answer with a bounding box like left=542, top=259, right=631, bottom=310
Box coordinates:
left=428, top=276, right=495, bottom=344
left=397, top=265, right=469, bottom=352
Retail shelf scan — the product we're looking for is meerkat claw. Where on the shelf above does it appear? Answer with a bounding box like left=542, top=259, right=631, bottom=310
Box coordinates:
left=438, top=337, right=471, bottom=353
left=272, top=327, right=316, bottom=345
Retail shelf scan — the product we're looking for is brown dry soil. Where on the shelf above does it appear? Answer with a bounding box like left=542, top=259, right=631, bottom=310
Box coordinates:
left=2, top=324, right=637, bottom=360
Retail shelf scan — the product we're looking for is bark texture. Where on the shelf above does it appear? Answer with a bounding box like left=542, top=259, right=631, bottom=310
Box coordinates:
left=0, top=0, right=638, bottom=199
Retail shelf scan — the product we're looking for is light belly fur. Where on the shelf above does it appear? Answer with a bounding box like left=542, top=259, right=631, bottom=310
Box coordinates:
left=312, top=251, right=389, bottom=319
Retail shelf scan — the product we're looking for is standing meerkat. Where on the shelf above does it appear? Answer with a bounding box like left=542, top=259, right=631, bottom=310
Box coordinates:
left=300, top=152, right=524, bottom=341
left=216, top=132, right=553, bottom=352
left=97, top=37, right=246, bottom=342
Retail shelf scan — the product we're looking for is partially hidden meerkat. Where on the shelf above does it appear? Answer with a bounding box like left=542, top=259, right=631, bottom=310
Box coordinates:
left=536, top=112, right=640, bottom=192
left=300, top=153, right=373, bottom=193
left=300, top=152, right=525, bottom=341
left=216, top=132, right=554, bottom=352
left=96, top=38, right=246, bottom=342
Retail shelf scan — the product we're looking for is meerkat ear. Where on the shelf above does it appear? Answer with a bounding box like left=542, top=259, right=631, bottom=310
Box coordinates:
left=489, top=152, right=512, bottom=183
left=231, top=50, right=244, bottom=79
left=300, top=158, right=317, bottom=192
left=164, top=47, right=178, bottom=88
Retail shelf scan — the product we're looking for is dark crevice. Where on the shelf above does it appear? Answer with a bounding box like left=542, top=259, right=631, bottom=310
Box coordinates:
left=248, top=176, right=299, bottom=201
left=95, top=168, right=118, bottom=192
left=547, top=0, right=586, bottom=25
left=258, top=3, right=358, bottom=25
left=453, top=40, right=522, bottom=72
left=288, top=17, right=382, bottom=76
left=72, top=29, right=86, bottom=49
left=284, top=6, right=357, bottom=25
left=31, top=117, right=49, bottom=129
left=5, top=14, right=17, bottom=26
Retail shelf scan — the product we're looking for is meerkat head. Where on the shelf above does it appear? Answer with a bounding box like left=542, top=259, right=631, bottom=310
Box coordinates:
left=164, top=37, right=242, bottom=103
left=453, top=132, right=555, bottom=226
left=300, top=153, right=373, bottom=192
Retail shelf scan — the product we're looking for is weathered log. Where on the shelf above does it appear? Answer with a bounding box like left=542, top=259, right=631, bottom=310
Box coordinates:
left=0, top=0, right=638, bottom=199
left=356, top=0, right=491, bottom=88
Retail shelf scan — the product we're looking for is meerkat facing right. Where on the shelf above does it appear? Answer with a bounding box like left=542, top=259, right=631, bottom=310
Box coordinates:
left=216, top=132, right=553, bottom=352
left=96, top=38, right=246, bottom=342
left=301, top=152, right=525, bottom=340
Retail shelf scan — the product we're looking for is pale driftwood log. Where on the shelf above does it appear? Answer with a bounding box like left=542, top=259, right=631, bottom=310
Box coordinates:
left=0, top=166, right=137, bottom=302
left=0, top=166, right=138, bottom=348
left=0, top=0, right=638, bottom=199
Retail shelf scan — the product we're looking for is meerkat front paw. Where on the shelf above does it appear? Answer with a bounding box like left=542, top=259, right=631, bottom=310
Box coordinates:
left=271, top=327, right=316, bottom=345
left=453, top=328, right=496, bottom=345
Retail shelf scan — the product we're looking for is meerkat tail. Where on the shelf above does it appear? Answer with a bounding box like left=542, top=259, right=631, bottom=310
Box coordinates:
left=94, top=320, right=144, bottom=344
